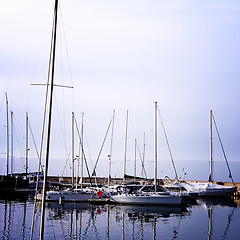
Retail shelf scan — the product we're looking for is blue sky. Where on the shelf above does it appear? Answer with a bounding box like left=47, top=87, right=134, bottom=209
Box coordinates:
left=0, top=0, right=240, bottom=182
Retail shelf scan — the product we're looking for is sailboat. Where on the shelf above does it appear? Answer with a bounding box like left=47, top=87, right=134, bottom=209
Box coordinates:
left=0, top=94, right=29, bottom=193
left=110, top=102, right=182, bottom=206
left=36, top=112, right=93, bottom=202
left=182, top=181, right=237, bottom=197
left=181, top=110, right=237, bottom=197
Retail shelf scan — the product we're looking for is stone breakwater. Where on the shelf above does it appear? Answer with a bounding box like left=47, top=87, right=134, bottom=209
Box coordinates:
left=47, top=176, right=240, bottom=191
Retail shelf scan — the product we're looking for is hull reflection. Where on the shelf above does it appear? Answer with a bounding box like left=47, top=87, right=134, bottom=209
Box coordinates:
left=111, top=204, right=188, bottom=218
left=197, top=198, right=237, bottom=208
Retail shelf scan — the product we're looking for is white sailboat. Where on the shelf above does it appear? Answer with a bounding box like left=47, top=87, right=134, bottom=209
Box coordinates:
left=110, top=191, right=182, bottom=205
left=110, top=102, right=182, bottom=206
left=181, top=181, right=237, bottom=197
left=181, top=110, right=237, bottom=197
left=36, top=113, right=93, bottom=202
left=110, top=183, right=182, bottom=205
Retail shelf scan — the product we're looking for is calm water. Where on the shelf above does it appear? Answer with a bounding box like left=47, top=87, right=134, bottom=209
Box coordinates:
left=0, top=195, right=239, bottom=240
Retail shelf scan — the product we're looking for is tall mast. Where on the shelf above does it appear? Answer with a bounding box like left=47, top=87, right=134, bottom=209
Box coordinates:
left=134, top=139, right=137, bottom=180
left=5, top=93, right=9, bottom=175
left=72, top=112, right=75, bottom=189
left=108, top=110, right=115, bottom=186
left=26, top=112, right=29, bottom=177
left=5, top=93, right=9, bottom=176
left=123, top=110, right=128, bottom=180
left=10, top=111, right=13, bottom=176
left=39, top=0, right=58, bottom=238
left=209, top=110, right=213, bottom=182
left=141, top=132, right=146, bottom=178
left=154, top=102, right=158, bottom=192
left=80, top=113, right=84, bottom=190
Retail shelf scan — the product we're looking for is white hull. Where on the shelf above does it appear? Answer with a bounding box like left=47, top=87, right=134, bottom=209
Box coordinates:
left=182, top=182, right=237, bottom=197
left=110, top=193, right=182, bottom=206
left=36, top=189, right=92, bottom=202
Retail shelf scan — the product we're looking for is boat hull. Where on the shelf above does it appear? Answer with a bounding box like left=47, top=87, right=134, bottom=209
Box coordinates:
left=0, top=175, right=29, bottom=193
left=36, top=190, right=92, bottom=202
left=198, top=186, right=237, bottom=197
left=110, top=194, right=182, bottom=206
left=182, top=182, right=237, bottom=197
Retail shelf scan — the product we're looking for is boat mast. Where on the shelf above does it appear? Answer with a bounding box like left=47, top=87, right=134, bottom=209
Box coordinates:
left=108, top=110, right=115, bottom=186
left=5, top=93, right=9, bottom=176
left=10, top=111, right=13, bottom=176
left=26, top=112, right=29, bottom=177
left=39, top=0, right=58, bottom=238
left=134, top=139, right=137, bottom=180
left=141, top=132, right=146, bottom=178
left=209, top=110, right=213, bottom=182
left=123, top=110, right=128, bottom=180
left=72, top=112, right=75, bottom=189
left=80, top=113, right=84, bottom=190
left=154, top=102, right=158, bottom=192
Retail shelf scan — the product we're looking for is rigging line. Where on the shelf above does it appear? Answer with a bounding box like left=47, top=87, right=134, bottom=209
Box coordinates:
left=53, top=93, right=68, bottom=157
left=55, top=13, right=68, bottom=148
left=83, top=125, right=94, bottom=170
left=91, top=118, right=113, bottom=177
left=74, top=116, right=92, bottom=184
left=59, top=5, right=75, bottom=113
left=61, top=150, right=71, bottom=178
left=26, top=3, right=55, bottom=113
left=82, top=124, right=97, bottom=184
left=136, top=140, right=148, bottom=179
left=37, top=7, right=55, bottom=164
left=212, top=113, right=235, bottom=185
left=12, top=115, right=24, bottom=165
left=157, top=107, right=180, bottom=183
left=28, top=119, right=43, bottom=173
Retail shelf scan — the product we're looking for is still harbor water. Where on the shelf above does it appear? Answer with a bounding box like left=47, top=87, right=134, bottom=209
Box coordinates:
left=0, top=195, right=239, bottom=240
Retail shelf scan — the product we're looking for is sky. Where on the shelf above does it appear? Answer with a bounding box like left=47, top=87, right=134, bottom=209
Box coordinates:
left=0, top=0, right=240, bottom=182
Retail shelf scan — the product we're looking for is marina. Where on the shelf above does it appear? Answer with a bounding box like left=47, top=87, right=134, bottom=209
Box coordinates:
left=1, top=0, right=240, bottom=239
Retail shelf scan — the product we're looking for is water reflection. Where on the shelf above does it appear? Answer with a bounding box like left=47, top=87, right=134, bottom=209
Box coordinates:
left=112, top=205, right=188, bottom=240
left=196, top=198, right=237, bottom=240
left=111, top=204, right=187, bottom=218
left=39, top=202, right=189, bottom=240
left=1, top=199, right=30, bottom=240
left=197, top=198, right=237, bottom=208
left=0, top=196, right=239, bottom=239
